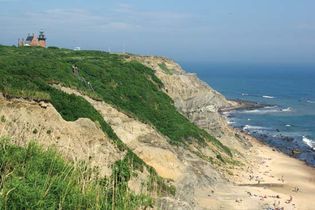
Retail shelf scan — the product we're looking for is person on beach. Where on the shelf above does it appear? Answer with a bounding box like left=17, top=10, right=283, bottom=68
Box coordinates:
left=285, top=196, right=293, bottom=204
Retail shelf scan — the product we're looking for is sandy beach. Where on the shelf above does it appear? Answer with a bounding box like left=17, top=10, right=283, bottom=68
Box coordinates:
left=231, top=131, right=315, bottom=210
left=255, top=137, right=315, bottom=209
left=230, top=101, right=315, bottom=209
left=196, top=129, right=315, bottom=210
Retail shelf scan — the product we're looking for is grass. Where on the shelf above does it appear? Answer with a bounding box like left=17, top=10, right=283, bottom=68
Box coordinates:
left=0, top=138, right=154, bottom=210
left=0, top=45, right=231, bottom=156
left=2, top=88, right=51, bottom=101
left=158, top=62, right=173, bottom=75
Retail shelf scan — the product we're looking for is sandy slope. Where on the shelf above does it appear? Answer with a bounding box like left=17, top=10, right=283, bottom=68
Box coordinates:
left=0, top=97, right=122, bottom=177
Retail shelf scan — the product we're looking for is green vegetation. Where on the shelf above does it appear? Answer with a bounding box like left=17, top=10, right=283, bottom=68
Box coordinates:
left=0, top=138, right=154, bottom=210
left=32, top=128, right=38, bottom=134
left=2, top=88, right=51, bottom=101
left=113, top=150, right=176, bottom=197
left=46, top=86, right=123, bottom=149
left=158, top=62, right=173, bottom=75
left=0, top=45, right=234, bottom=208
left=0, top=115, right=5, bottom=123
left=0, top=46, right=178, bottom=208
left=0, top=45, right=231, bottom=156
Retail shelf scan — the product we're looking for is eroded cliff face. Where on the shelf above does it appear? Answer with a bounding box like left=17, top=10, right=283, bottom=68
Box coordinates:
left=53, top=85, right=227, bottom=210
left=0, top=92, right=180, bottom=208
left=0, top=88, right=232, bottom=209
left=0, top=95, right=122, bottom=177
left=0, top=73, right=279, bottom=210
left=51, top=86, right=270, bottom=210
left=129, top=56, right=251, bottom=151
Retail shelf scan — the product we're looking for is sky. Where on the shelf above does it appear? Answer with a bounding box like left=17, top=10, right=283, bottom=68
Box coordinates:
left=1, top=0, right=315, bottom=63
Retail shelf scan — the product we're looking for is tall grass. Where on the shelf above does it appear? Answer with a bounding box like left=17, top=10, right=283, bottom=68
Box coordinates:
left=0, top=138, right=154, bottom=210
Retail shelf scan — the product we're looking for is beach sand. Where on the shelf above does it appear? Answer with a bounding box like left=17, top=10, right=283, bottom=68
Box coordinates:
left=251, top=137, right=315, bottom=210
left=196, top=131, right=315, bottom=210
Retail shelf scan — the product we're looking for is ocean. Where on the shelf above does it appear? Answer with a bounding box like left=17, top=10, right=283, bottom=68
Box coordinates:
left=181, top=62, right=315, bottom=166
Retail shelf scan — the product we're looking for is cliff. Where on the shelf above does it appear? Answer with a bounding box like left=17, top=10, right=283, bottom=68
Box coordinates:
left=1, top=46, right=315, bottom=209
left=129, top=55, right=250, bottom=151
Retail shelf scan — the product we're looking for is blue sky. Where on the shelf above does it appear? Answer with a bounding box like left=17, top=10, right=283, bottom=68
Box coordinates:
left=1, top=0, right=315, bottom=63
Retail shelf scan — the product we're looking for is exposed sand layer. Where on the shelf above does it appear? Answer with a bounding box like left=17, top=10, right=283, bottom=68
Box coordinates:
left=53, top=86, right=227, bottom=209
left=0, top=97, right=122, bottom=177
left=54, top=85, right=186, bottom=181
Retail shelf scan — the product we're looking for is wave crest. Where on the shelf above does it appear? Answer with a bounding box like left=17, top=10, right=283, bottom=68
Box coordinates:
left=243, top=125, right=267, bottom=131
left=302, top=136, right=315, bottom=150
left=239, top=106, right=292, bottom=114
left=263, top=95, right=275, bottom=99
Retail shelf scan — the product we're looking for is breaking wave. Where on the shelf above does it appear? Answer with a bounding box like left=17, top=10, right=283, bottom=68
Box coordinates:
left=243, top=125, right=268, bottom=131
left=282, top=107, right=292, bottom=112
left=263, top=95, right=275, bottom=99
left=239, top=106, right=292, bottom=114
left=303, top=136, right=315, bottom=150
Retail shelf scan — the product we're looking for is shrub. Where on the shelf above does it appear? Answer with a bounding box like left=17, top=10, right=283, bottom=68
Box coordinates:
left=0, top=115, right=5, bottom=123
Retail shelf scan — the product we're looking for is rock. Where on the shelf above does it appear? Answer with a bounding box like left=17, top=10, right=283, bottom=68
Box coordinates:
left=39, top=101, right=49, bottom=109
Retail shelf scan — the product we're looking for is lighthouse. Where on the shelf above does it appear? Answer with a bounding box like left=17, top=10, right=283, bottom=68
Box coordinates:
left=38, top=31, right=47, bottom=48
left=18, top=31, right=47, bottom=48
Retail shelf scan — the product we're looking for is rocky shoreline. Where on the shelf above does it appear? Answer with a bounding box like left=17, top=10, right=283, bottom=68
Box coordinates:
left=222, top=99, right=315, bottom=167
left=219, top=99, right=268, bottom=113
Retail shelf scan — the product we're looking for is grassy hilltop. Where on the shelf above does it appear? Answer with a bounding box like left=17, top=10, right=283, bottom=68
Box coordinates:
left=0, top=45, right=231, bottom=209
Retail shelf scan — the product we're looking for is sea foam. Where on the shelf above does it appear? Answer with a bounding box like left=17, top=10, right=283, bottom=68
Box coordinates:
left=243, top=125, right=267, bottom=131
left=282, top=107, right=293, bottom=112
left=303, top=136, right=315, bottom=150
left=239, top=106, right=292, bottom=114
left=263, top=95, right=275, bottom=99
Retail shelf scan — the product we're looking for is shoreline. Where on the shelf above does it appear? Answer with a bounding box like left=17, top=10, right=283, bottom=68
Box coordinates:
left=219, top=99, right=269, bottom=113
left=222, top=99, right=315, bottom=167
left=220, top=100, right=315, bottom=210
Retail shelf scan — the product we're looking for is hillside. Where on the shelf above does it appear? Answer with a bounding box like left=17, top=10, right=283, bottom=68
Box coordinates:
left=0, top=45, right=234, bottom=209
left=1, top=46, right=315, bottom=210
left=0, top=46, right=231, bottom=155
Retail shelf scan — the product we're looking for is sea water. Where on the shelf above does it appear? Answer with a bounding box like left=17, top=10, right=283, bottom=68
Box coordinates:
left=181, top=62, right=315, bottom=166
